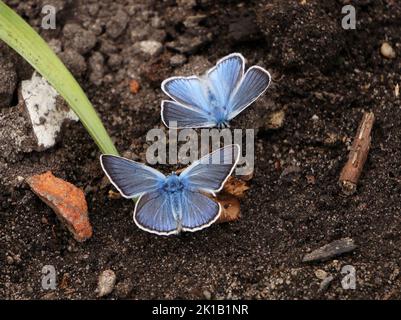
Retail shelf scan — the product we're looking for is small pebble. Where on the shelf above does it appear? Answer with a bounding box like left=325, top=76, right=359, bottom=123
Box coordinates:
left=129, top=80, right=140, bottom=94
left=265, top=110, right=285, bottom=130
left=203, top=290, right=212, bottom=300
left=380, top=42, right=396, bottom=59
left=136, top=40, right=163, bottom=57
left=315, top=269, right=328, bottom=280
left=318, top=275, right=334, bottom=293
left=170, top=54, right=187, bottom=67
left=97, top=269, right=116, bottom=298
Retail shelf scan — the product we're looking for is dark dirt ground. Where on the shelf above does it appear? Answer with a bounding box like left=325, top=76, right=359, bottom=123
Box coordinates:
left=1, top=0, right=401, bottom=299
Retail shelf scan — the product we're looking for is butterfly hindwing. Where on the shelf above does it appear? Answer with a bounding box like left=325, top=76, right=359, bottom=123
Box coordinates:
left=100, top=155, right=165, bottom=198
left=180, top=144, right=240, bottom=194
left=161, top=100, right=217, bottom=129
left=180, top=190, right=221, bottom=232
left=134, top=191, right=178, bottom=235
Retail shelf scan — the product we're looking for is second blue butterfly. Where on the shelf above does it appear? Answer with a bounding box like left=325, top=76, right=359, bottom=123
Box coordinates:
left=161, top=53, right=271, bottom=129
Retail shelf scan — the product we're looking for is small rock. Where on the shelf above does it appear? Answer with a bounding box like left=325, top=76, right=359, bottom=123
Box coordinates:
left=380, top=42, right=396, bottom=59
left=59, top=49, right=87, bottom=78
left=265, top=110, right=285, bottom=130
left=135, top=40, right=163, bottom=57
left=183, top=14, right=207, bottom=28
left=303, top=238, right=357, bottom=263
left=97, top=270, right=116, bottom=297
left=318, top=275, right=334, bottom=293
left=129, top=80, right=140, bottom=94
left=26, top=171, right=92, bottom=242
left=63, top=23, right=97, bottom=55
left=21, top=72, right=78, bottom=149
left=203, top=290, right=212, bottom=300
left=6, top=255, right=14, bottom=265
left=106, top=10, right=129, bottom=39
left=315, top=269, right=328, bottom=280
left=169, top=54, right=187, bottom=67
left=311, top=114, right=319, bottom=121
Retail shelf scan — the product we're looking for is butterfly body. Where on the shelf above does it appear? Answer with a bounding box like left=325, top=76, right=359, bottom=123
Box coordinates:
left=161, top=53, right=271, bottom=129
left=100, top=145, right=240, bottom=236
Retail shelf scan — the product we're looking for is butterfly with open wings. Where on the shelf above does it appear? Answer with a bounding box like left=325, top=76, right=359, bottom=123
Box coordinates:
left=100, top=145, right=240, bottom=236
left=161, top=53, right=271, bottom=129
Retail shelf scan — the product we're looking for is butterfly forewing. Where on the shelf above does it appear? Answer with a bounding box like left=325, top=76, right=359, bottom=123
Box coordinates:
left=161, top=76, right=210, bottom=111
left=100, top=155, right=165, bottom=198
left=207, top=53, right=244, bottom=108
left=180, top=144, right=240, bottom=193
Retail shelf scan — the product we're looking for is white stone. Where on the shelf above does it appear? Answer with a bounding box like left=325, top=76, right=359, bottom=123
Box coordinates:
left=21, top=72, right=78, bottom=149
left=97, top=269, right=116, bottom=297
left=137, top=40, right=163, bottom=57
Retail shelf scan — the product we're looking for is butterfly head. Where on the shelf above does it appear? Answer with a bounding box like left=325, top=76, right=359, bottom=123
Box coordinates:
left=163, top=173, right=184, bottom=194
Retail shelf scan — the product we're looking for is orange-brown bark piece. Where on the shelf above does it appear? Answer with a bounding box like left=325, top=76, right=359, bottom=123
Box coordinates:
left=26, top=171, right=92, bottom=242
left=339, top=112, right=375, bottom=195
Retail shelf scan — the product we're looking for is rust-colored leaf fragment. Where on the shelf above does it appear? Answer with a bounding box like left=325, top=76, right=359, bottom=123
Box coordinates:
left=216, top=193, right=241, bottom=223
left=26, top=171, right=92, bottom=242
left=222, top=176, right=250, bottom=198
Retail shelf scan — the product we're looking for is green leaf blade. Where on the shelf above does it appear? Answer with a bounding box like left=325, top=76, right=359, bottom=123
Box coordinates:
left=0, top=0, right=119, bottom=156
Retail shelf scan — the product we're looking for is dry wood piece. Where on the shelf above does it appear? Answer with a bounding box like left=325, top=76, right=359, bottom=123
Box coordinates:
left=302, top=238, right=357, bottom=263
left=339, top=112, right=375, bottom=195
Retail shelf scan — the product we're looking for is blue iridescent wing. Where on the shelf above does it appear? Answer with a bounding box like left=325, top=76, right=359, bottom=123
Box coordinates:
left=180, top=190, right=221, bottom=232
left=161, top=76, right=210, bottom=111
left=134, top=191, right=178, bottom=236
left=100, top=155, right=165, bottom=198
left=161, top=100, right=217, bottom=129
left=180, top=144, right=240, bottom=194
left=207, top=53, right=244, bottom=109
left=227, top=66, right=271, bottom=120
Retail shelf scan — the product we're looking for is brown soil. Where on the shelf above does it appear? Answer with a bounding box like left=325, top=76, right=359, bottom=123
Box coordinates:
left=1, top=0, right=401, bottom=299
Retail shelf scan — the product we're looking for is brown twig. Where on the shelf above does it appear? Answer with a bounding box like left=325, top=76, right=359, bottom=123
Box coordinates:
left=339, top=112, right=375, bottom=195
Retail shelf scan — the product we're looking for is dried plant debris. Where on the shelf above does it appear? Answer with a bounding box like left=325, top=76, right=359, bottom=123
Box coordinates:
left=303, top=238, right=357, bottom=263
left=339, top=112, right=375, bottom=195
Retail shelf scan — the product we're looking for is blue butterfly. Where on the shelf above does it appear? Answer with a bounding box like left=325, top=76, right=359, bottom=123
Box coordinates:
left=161, top=53, right=271, bottom=129
left=100, top=145, right=240, bottom=236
